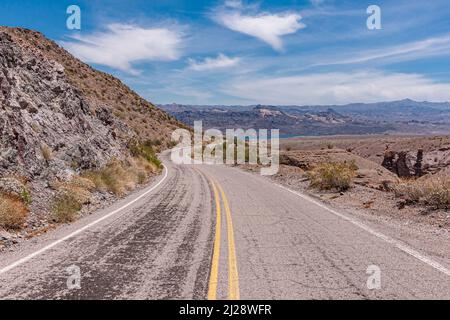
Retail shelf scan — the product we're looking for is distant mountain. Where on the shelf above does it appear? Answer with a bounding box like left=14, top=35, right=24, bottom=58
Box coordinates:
left=160, top=104, right=395, bottom=136
left=312, top=99, right=450, bottom=123
left=159, top=100, right=450, bottom=136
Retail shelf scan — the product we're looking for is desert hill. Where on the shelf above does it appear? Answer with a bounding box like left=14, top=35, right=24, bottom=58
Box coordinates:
left=0, top=27, right=183, bottom=238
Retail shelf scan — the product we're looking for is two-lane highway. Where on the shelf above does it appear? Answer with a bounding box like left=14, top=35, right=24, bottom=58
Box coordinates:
left=1, top=152, right=450, bottom=299
left=197, top=163, right=450, bottom=299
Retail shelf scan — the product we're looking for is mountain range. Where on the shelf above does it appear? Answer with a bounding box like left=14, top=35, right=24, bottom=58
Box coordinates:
left=160, top=100, right=450, bottom=136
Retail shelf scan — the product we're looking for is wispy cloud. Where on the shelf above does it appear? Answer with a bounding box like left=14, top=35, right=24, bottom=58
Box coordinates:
left=188, top=53, right=240, bottom=71
left=312, top=35, right=450, bottom=68
left=62, top=24, right=183, bottom=75
left=224, top=0, right=244, bottom=10
left=309, top=0, right=324, bottom=6
left=212, top=1, right=305, bottom=51
left=222, top=71, right=450, bottom=105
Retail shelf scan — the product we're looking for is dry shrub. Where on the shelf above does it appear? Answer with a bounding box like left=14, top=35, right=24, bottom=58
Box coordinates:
left=393, top=181, right=423, bottom=203
left=308, top=161, right=358, bottom=192
left=394, top=174, right=450, bottom=209
left=51, top=175, right=96, bottom=223
left=87, top=161, right=131, bottom=196
left=0, top=193, right=28, bottom=229
left=50, top=154, right=159, bottom=225
left=83, top=157, right=156, bottom=196
left=53, top=176, right=94, bottom=205
left=52, top=193, right=82, bottom=223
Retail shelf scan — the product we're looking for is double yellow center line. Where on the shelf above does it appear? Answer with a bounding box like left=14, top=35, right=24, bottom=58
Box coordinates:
left=207, top=177, right=240, bottom=300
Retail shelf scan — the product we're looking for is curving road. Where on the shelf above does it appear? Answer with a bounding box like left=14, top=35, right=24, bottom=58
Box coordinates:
left=1, top=152, right=450, bottom=299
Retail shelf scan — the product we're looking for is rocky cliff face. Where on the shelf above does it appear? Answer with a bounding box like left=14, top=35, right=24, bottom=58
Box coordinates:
left=0, top=30, right=133, bottom=182
left=1, top=27, right=184, bottom=148
left=0, top=27, right=183, bottom=238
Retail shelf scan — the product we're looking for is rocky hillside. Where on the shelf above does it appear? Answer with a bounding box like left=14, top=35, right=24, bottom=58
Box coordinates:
left=0, top=27, right=183, bottom=241
left=1, top=30, right=132, bottom=180
left=1, top=27, right=184, bottom=149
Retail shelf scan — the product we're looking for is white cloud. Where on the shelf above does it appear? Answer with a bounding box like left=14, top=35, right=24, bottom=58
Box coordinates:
left=222, top=71, right=450, bottom=105
left=225, top=0, right=244, bottom=9
left=313, top=35, right=450, bottom=68
left=213, top=2, right=305, bottom=51
left=62, top=24, right=183, bottom=75
left=188, top=53, right=240, bottom=71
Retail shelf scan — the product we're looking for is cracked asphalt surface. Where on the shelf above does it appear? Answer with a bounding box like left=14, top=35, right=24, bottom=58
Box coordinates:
left=0, top=154, right=214, bottom=299
left=1, top=152, right=450, bottom=299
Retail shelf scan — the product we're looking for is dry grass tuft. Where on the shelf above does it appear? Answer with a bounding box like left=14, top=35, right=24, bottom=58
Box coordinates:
left=53, top=176, right=95, bottom=205
left=50, top=152, right=159, bottom=224
left=51, top=176, right=96, bottom=223
left=394, top=174, right=450, bottom=209
left=308, top=161, right=358, bottom=192
left=83, top=156, right=157, bottom=196
left=0, top=193, right=29, bottom=229
left=52, top=193, right=82, bottom=223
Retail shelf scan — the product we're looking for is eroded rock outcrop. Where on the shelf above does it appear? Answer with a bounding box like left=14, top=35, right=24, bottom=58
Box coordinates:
left=382, top=146, right=449, bottom=177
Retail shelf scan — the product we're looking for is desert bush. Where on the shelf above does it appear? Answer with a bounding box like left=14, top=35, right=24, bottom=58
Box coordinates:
left=86, top=161, right=129, bottom=196
left=53, top=176, right=94, bottom=205
left=83, top=157, right=156, bottom=196
left=308, top=161, right=358, bottom=191
left=393, top=182, right=423, bottom=203
left=20, top=189, right=32, bottom=205
left=52, top=193, right=82, bottom=223
left=50, top=175, right=98, bottom=223
left=128, top=139, right=162, bottom=168
left=0, top=193, right=28, bottom=229
left=424, top=183, right=450, bottom=209
left=393, top=174, right=450, bottom=209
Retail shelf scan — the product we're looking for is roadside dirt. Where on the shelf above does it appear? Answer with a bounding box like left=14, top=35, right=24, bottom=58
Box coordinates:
left=240, top=145, right=450, bottom=231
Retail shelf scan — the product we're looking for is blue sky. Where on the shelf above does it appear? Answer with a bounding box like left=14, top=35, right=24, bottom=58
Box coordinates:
left=2, top=0, right=450, bottom=105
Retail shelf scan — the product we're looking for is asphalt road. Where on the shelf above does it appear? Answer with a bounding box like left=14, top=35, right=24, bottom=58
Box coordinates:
left=0, top=152, right=450, bottom=299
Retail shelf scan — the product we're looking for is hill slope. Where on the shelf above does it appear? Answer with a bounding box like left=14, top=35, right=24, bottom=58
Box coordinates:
left=0, top=27, right=182, bottom=237
left=1, top=27, right=184, bottom=149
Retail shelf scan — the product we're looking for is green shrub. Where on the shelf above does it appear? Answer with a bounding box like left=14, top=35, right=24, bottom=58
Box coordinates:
left=20, top=189, right=32, bottom=205
left=128, top=139, right=162, bottom=168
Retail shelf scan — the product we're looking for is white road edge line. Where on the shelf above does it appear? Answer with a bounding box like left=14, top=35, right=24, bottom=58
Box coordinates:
left=274, top=182, right=450, bottom=277
left=0, top=164, right=169, bottom=276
